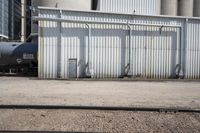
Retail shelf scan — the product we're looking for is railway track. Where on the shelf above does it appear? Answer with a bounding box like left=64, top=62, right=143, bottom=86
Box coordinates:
left=0, top=105, right=199, bottom=133
left=0, top=105, right=199, bottom=113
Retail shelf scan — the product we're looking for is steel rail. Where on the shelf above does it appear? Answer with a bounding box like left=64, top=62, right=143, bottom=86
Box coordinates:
left=0, top=105, right=199, bottom=113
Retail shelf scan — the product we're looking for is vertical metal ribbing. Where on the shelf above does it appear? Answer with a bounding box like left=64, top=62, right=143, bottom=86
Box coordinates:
left=86, top=23, right=91, bottom=77
left=57, top=10, right=62, bottom=78
left=10, top=0, right=14, bottom=39
left=2, top=0, right=4, bottom=36
left=173, top=26, right=183, bottom=78
left=178, top=26, right=184, bottom=78
left=21, top=0, right=27, bottom=42
left=182, top=19, right=188, bottom=78
left=127, top=23, right=132, bottom=76
left=38, top=9, right=42, bottom=78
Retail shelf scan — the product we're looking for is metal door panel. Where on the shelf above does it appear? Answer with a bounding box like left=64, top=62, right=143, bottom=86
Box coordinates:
left=68, top=59, right=77, bottom=78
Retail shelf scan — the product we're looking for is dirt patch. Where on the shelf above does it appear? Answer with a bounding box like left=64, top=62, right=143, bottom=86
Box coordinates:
left=0, top=77, right=200, bottom=109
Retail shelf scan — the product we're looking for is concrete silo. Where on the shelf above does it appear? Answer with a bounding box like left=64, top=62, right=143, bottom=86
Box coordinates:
left=31, top=0, right=91, bottom=33
left=161, top=0, right=178, bottom=16
left=194, top=0, right=200, bottom=17
left=178, top=0, right=193, bottom=17
left=32, top=0, right=91, bottom=12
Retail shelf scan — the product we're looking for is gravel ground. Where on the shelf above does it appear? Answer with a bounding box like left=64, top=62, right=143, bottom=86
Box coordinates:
left=0, top=77, right=200, bottom=109
left=0, top=109, right=200, bottom=133
left=0, top=77, right=200, bottom=132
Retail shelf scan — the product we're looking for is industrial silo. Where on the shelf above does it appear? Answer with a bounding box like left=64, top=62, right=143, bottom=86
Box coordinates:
left=0, top=0, right=9, bottom=39
left=194, top=0, right=200, bottom=17
left=96, top=0, right=161, bottom=15
left=178, top=0, right=193, bottom=17
left=31, top=0, right=91, bottom=33
left=9, top=0, right=22, bottom=40
left=161, top=0, right=178, bottom=16
left=0, top=0, right=21, bottom=40
left=32, top=0, right=91, bottom=12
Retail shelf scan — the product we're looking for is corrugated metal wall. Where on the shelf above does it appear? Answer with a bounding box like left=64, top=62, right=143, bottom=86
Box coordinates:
left=39, top=20, right=59, bottom=79
left=96, top=0, right=161, bottom=15
left=0, top=0, right=9, bottom=38
left=0, top=0, right=21, bottom=40
left=130, top=26, right=180, bottom=79
left=37, top=8, right=200, bottom=79
left=185, top=20, right=200, bottom=79
left=9, top=0, right=21, bottom=40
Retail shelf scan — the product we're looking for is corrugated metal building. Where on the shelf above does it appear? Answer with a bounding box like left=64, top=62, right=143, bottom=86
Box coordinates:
left=35, top=7, right=200, bottom=79
left=9, top=0, right=21, bottom=40
left=0, top=0, right=9, bottom=39
left=96, top=0, right=161, bottom=15
left=0, top=0, right=21, bottom=40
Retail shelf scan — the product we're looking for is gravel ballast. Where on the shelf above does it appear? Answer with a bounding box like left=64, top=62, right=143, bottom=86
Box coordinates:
left=0, top=109, right=200, bottom=133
